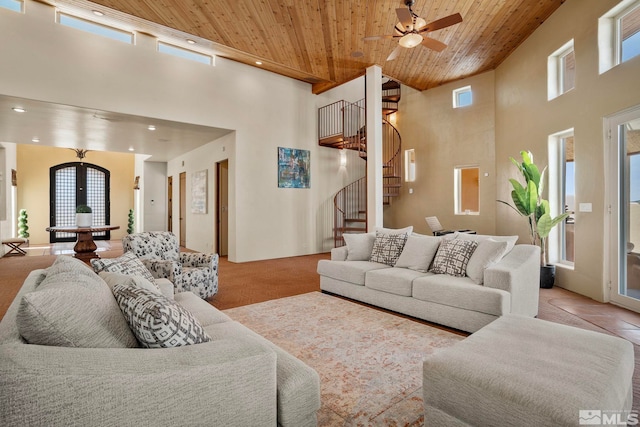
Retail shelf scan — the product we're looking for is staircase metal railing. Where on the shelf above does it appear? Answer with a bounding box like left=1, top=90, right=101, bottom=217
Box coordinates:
left=382, top=118, right=402, bottom=204
left=334, top=176, right=366, bottom=247
left=318, top=100, right=366, bottom=158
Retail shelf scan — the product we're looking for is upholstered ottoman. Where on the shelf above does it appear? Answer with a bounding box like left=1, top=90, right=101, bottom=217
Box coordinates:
left=423, top=314, right=634, bottom=426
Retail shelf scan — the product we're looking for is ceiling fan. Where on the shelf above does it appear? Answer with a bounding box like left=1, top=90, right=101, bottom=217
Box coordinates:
left=364, top=0, right=463, bottom=61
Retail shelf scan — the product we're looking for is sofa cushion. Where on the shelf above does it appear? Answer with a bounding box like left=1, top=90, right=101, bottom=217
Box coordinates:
left=91, top=252, right=156, bottom=284
left=394, top=235, right=441, bottom=272
left=16, top=256, right=138, bottom=348
left=369, top=230, right=409, bottom=266
left=412, top=274, right=510, bottom=316
left=365, top=267, right=431, bottom=296
left=113, top=281, right=211, bottom=348
left=465, top=239, right=510, bottom=285
left=343, top=233, right=375, bottom=261
left=317, top=260, right=390, bottom=285
left=429, top=239, right=478, bottom=277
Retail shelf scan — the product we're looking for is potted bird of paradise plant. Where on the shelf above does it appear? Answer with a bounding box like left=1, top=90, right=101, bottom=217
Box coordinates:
left=498, top=151, right=569, bottom=288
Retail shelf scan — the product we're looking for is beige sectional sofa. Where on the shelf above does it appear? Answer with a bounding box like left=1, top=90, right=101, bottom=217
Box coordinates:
left=0, top=256, right=320, bottom=427
left=318, top=229, right=540, bottom=333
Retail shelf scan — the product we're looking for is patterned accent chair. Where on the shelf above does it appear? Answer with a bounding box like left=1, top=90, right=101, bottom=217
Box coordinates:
left=122, top=231, right=218, bottom=299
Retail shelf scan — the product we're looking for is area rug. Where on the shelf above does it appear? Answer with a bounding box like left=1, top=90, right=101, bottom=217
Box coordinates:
left=223, top=292, right=464, bottom=426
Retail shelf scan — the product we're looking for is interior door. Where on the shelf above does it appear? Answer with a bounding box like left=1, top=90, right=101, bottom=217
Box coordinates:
left=167, top=176, right=173, bottom=232
left=217, top=160, right=229, bottom=256
left=607, top=105, right=640, bottom=312
left=179, top=172, right=186, bottom=247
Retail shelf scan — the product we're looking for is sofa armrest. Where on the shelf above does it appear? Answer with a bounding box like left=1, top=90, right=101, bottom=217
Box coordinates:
left=484, top=244, right=540, bottom=317
left=141, top=259, right=181, bottom=283
left=331, top=246, right=348, bottom=261
left=0, top=338, right=277, bottom=426
left=180, top=252, right=219, bottom=269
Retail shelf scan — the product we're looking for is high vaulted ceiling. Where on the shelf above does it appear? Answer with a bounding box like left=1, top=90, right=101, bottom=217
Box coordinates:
left=53, top=0, right=566, bottom=94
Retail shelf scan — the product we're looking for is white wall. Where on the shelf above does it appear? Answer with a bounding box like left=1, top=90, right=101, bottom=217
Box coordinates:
left=0, top=143, right=17, bottom=254
left=0, top=0, right=362, bottom=261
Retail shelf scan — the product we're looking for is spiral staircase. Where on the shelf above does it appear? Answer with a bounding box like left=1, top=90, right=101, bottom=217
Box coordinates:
left=318, top=80, right=402, bottom=247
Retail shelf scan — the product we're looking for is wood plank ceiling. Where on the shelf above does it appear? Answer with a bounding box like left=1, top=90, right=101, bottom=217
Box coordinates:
left=53, top=0, right=566, bottom=94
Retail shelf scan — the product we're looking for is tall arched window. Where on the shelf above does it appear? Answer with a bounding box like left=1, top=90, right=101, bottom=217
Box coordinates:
left=49, top=162, right=111, bottom=242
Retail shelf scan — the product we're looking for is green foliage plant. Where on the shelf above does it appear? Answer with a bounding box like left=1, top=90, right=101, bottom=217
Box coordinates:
left=18, top=209, right=29, bottom=238
left=498, top=151, right=569, bottom=266
left=75, top=205, right=92, bottom=213
left=127, top=209, right=134, bottom=234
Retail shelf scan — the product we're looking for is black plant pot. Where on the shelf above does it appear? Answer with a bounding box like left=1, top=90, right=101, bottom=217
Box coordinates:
left=540, top=264, right=556, bottom=289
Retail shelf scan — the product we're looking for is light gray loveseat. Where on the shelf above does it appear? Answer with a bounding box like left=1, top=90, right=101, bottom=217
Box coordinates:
left=318, top=230, right=540, bottom=333
left=0, top=256, right=320, bottom=427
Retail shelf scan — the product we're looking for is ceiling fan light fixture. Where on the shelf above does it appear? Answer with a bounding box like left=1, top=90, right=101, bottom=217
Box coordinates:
left=399, top=33, right=422, bottom=48
left=414, top=17, right=427, bottom=30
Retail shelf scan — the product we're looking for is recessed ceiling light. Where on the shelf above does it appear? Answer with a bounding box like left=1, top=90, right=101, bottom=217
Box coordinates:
left=148, top=125, right=156, bottom=131
left=187, top=39, right=196, bottom=44
left=12, top=107, right=26, bottom=113
left=32, top=137, right=39, bottom=142
left=92, top=10, right=104, bottom=16
left=255, top=61, right=262, bottom=65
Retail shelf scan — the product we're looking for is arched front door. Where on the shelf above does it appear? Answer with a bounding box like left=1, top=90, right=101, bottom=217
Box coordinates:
left=49, top=162, right=111, bottom=243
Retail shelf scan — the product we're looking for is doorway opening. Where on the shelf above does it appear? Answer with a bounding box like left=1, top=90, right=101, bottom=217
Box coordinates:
left=217, top=160, right=229, bottom=256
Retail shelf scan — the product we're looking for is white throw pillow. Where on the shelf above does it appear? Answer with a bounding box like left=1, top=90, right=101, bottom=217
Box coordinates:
left=343, top=233, right=376, bottom=261
left=455, top=233, right=518, bottom=253
left=99, top=271, right=161, bottom=294
left=465, top=239, right=510, bottom=285
left=395, top=235, right=441, bottom=272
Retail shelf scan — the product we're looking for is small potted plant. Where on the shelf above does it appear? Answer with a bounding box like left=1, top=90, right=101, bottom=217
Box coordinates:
left=498, top=151, right=569, bottom=288
left=75, top=205, right=93, bottom=228
left=127, top=209, right=134, bottom=234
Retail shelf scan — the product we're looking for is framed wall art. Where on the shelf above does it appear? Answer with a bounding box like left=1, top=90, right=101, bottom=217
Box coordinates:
left=191, top=169, right=208, bottom=213
left=278, top=147, right=310, bottom=189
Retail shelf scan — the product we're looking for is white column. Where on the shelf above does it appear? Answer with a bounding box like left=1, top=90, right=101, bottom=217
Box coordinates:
left=365, top=65, right=383, bottom=230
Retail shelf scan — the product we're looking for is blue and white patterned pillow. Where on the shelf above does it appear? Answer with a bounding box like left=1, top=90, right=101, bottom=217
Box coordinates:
left=429, top=239, right=478, bottom=277
left=369, top=231, right=409, bottom=266
left=113, top=282, right=211, bottom=348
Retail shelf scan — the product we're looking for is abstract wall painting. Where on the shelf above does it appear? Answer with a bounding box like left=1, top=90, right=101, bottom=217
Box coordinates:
left=278, top=147, right=310, bottom=189
left=191, top=169, right=208, bottom=213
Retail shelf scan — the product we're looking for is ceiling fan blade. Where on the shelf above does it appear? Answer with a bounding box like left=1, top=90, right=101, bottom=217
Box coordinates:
left=396, top=8, right=413, bottom=29
left=363, top=35, right=395, bottom=41
left=421, top=37, right=447, bottom=52
left=420, top=13, right=463, bottom=33
left=386, top=45, right=402, bottom=61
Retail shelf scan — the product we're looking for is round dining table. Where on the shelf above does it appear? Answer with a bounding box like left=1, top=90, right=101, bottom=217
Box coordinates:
left=45, top=225, right=120, bottom=262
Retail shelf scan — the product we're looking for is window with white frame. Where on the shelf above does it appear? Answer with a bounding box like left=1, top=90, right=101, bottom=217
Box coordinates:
left=548, top=40, right=575, bottom=100
left=453, top=86, right=472, bottom=108
left=158, top=42, right=213, bottom=65
left=0, top=0, right=22, bottom=12
left=548, top=129, right=575, bottom=267
left=454, top=166, right=479, bottom=215
left=57, top=13, right=133, bottom=44
left=599, top=0, right=640, bottom=73
left=404, top=149, right=416, bottom=182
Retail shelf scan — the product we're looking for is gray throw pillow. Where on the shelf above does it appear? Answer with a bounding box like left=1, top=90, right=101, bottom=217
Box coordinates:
left=343, top=233, right=376, bottom=261
left=17, top=257, right=138, bottom=348
left=394, top=235, right=441, bottom=272
left=429, top=239, right=478, bottom=277
left=466, top=239, right=510, bottom=284
left=369, top=231, right=409, bottom=266
left=113, top=281, right=211, bottom=348
left=91, top=252, right=156, bottom=284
